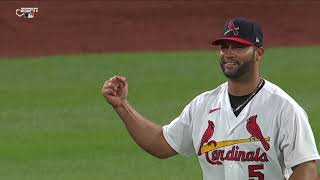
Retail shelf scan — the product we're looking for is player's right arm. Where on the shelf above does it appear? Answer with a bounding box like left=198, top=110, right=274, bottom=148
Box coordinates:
left=101, top=75, right=177, bottom=159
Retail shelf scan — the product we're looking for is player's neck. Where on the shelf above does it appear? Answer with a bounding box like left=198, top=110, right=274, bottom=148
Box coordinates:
left=228, top=75, right=261, bottom=96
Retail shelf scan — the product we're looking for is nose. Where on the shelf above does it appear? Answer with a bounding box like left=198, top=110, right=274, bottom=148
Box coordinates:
left=221, top=46, right=236, bottom=58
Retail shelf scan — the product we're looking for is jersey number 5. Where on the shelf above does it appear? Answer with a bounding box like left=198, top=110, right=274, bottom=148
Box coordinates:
left=248, top=164, right=264, bottom=180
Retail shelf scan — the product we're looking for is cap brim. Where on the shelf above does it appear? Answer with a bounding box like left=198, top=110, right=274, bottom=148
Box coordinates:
left=212, top=37, right=254, bottom=46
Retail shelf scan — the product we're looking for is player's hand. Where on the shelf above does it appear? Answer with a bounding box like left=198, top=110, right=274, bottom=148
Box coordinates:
left=102, top=75, right=128, bottom=108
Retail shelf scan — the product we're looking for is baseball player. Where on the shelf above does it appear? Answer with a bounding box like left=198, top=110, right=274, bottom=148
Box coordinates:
left=102, top=17, right=320, bottom=180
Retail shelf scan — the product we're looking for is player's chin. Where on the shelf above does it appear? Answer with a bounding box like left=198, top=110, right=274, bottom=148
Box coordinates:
left=223, top=65, right=239, bottom=73
left=220, top=63, right=240, bottom=77
left=223, top=69, right=240, bottom=79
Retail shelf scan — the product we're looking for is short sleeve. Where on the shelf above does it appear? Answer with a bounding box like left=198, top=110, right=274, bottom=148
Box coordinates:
left=279, top=105, right=320, bottom=169
left=162, top=102, right=195, bottom=157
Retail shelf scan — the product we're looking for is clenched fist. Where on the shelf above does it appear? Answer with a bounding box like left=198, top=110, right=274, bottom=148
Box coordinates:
left=102, top=75, right=128, bottom=108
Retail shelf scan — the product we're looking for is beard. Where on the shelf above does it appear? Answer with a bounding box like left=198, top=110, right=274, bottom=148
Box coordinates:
left=219, top=52, right=255, bottom=79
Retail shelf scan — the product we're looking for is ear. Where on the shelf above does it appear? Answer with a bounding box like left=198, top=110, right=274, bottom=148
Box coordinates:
left=255, top=47, right=264, bottom=62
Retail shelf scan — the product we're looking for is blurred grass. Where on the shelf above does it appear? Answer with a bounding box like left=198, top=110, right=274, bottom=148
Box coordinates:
left=0, top=47, right=319, bottom=179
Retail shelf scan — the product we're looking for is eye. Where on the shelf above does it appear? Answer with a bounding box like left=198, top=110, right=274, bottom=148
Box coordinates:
left=220, top=45, right=228, bottom=50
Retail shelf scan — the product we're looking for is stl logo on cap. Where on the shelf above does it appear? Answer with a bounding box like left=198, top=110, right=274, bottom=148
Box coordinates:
left=224, top=20, right=239, bottom=36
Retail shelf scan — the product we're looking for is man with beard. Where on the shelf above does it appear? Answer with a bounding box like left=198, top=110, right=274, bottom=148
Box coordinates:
left=101, top=17, right=320, bottom=180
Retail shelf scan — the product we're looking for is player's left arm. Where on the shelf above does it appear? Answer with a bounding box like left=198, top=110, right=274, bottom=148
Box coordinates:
left=279, top=104, right=320, bottom=180
left=289, top=160, right=319, bottom=180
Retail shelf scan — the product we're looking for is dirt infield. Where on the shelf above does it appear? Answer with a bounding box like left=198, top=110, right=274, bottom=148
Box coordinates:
left=1, top=1, right=320, bottom=57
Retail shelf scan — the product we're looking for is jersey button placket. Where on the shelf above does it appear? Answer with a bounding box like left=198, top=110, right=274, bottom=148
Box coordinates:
left=224, top=162, right=232, bottom=180
left=232, top=163, right=239, bottom=180
left=223, top=144, right=232, bottom=180
left=224, top=135, right=237, bottom=180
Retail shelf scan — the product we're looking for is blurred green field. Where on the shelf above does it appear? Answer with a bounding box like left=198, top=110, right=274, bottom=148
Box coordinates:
left=0, top=47, right=319, bottom=179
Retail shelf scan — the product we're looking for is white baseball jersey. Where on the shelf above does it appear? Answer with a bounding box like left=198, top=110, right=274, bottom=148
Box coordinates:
left=163, top=79, right=320, bottom=180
